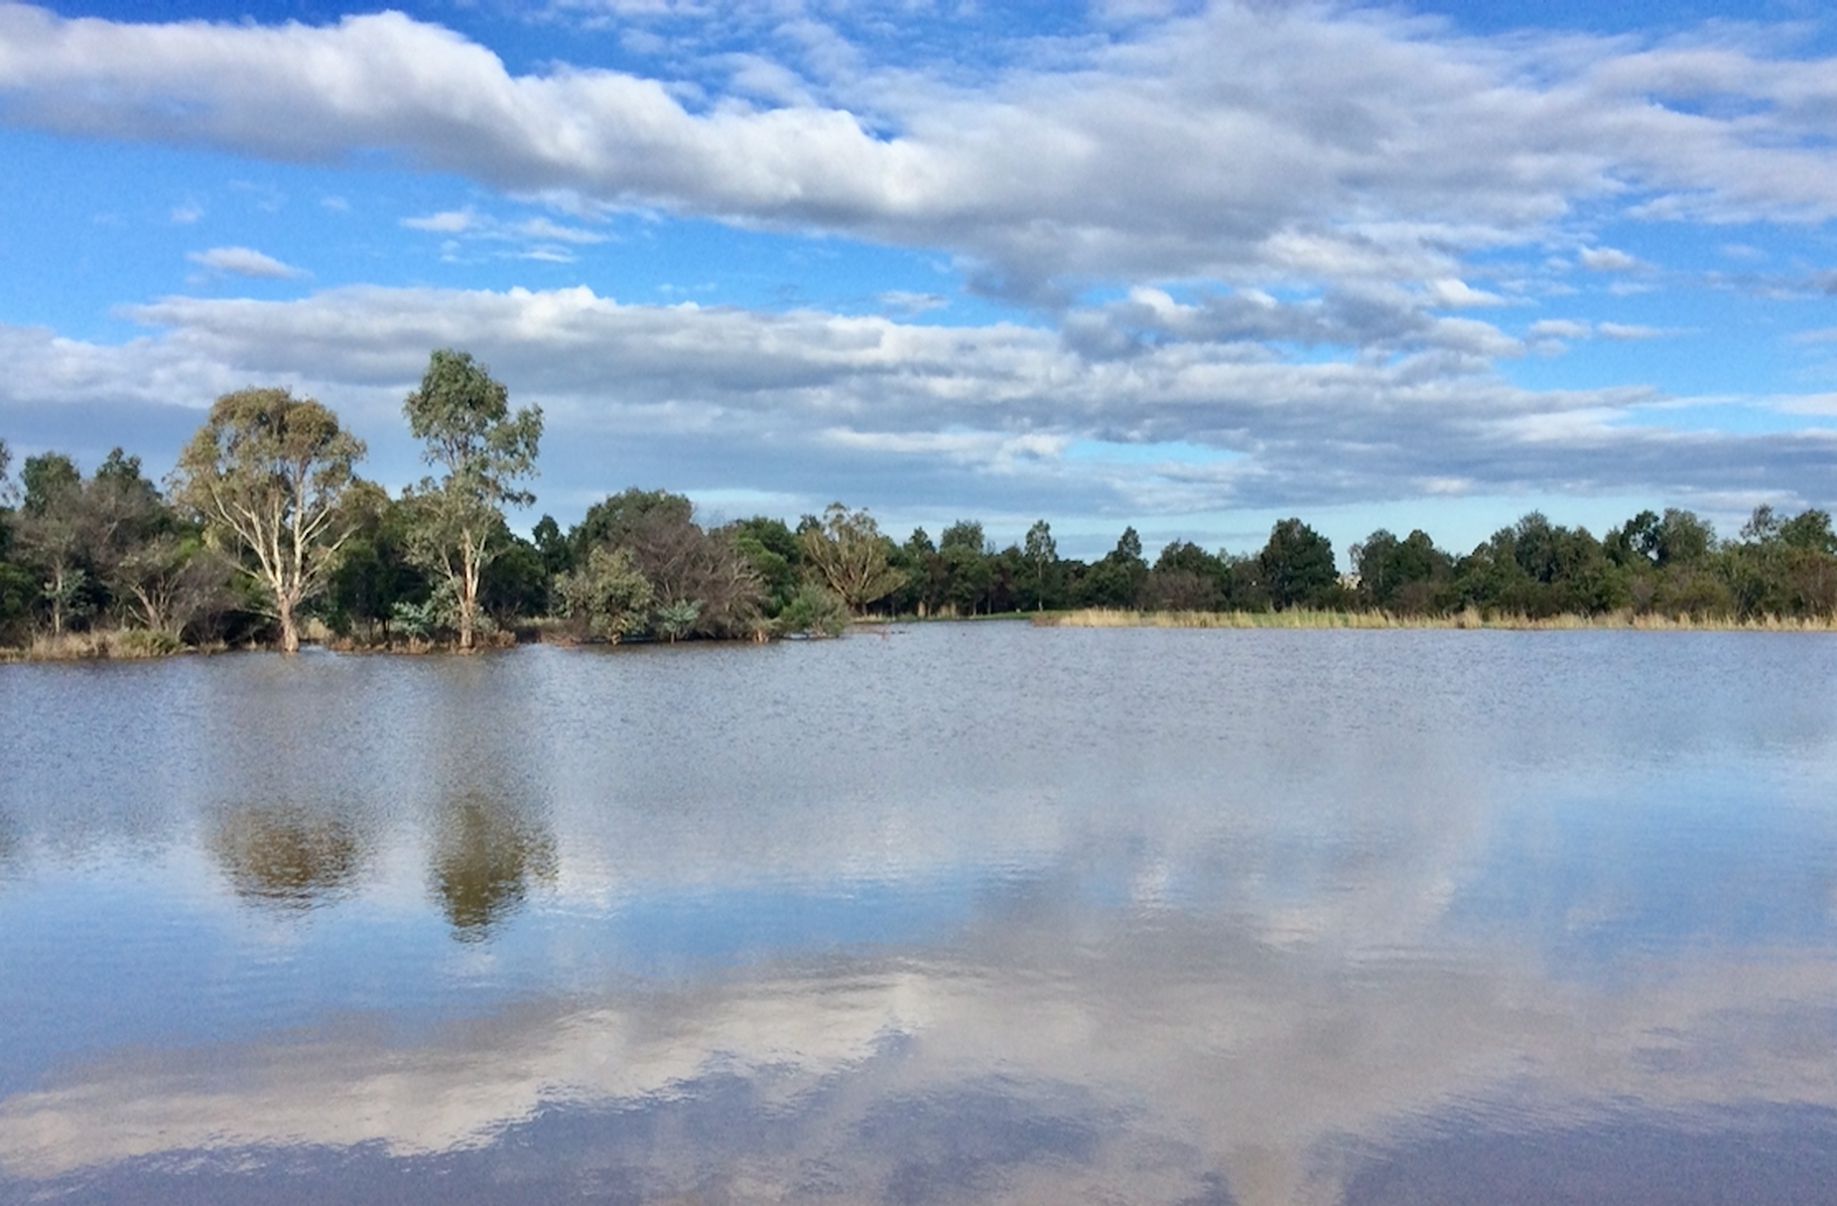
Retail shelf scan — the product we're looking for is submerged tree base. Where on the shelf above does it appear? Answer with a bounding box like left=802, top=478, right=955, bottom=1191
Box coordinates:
left=1034, top=607, right=1837, bottom=632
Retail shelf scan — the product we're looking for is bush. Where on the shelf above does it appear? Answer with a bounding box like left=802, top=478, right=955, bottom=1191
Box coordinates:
left=774, top=584, right=848, bottom=638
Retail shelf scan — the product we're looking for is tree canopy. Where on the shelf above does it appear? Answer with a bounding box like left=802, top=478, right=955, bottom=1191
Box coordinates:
left=171, top=388, right=365, bottom=653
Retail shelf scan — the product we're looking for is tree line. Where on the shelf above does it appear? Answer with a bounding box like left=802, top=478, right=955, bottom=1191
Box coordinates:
left=3, top=348, right=1836, bottom=654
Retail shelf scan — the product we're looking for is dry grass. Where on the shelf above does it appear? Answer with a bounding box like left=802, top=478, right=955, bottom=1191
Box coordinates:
left=1035, top=607, right=1837, bottom=632
left=0, top=629, right=186, bottom=662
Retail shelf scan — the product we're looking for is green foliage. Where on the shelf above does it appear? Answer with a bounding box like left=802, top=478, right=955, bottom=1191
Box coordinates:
left=1259, top=518, right=1337, bottom=610
left=1143, top=541, right=1225, bottom=611
left=20, top=452, right=80, bottom=516
left=654, top=599, right=701, bottom=642
left=402, top=348, right=543, bottom=649
left=572, top=489, right=693, bottom=561
left=482, top=534, right=550, bottom=625
left=390, top=598, right=441, bottom=642
left=324, top=486, right=428, bottom=641
left=798, top=503, right=903, bottom=612
left=940, top=520, right=986, bottom=554
left=1077, top=526, right=1150, bottom=608
left=1352, top=528, right=1452, bottom=614
left=774, top=583, right=849, bottom=637
left=531, top=514, right=573, bottom=576
left=554, top=545, right=654, bottom=642
left=728, top=515, right=800, bottom=613
left=172, top=387, right=366, bottom=653
left=1021, top=519, right=1059, bottom=610
left=16, top=404, right=1837, bottom=654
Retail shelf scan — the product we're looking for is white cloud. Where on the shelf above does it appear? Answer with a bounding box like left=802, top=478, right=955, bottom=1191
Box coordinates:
left=2, top=5, right=1836, bottom=297
left=1427, top=278, right=1509, bottom=309
left=1578, top=246, right=1642, bottom=272
left=184, top=245, right=307, bottom=280
left=515, top=216, right=608, bottom=245
left=168, top=201, right=202, bottom=224
left=0, top=284, right=1828, bottom=539
left=1530, top=318, right=1676, bottom=345
left=1529, top=318, right=1591, bottom=340
left=877, top=289, right=947, bottom=316
left=400, top=207, right=609, bottom=260
left=401, top=208, right=477, bottom=234
left=1596, top=321, right=1671, bottom=341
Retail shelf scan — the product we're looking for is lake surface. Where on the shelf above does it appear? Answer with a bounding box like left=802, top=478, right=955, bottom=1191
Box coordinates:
left=2, top=624, right=1837, bottom=1204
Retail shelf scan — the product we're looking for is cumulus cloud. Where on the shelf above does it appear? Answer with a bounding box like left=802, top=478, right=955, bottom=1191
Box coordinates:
left=1578, top=246, right=1643, bottom=272
left=2, top=4, right=1837, bottom=297
left=0, top=284, right=1828, bottom=544
left=184, top=246, right=307, bottom=280
left=402, top=208, right=476, bottom=234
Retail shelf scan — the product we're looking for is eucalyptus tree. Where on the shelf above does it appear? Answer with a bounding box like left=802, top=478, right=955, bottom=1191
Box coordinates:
left=12, top=452, right=87, bottom=635
left=1023, top=519, right=1056, bottom=610
left=173, top=387, right=366, bottom=653
left=798, top=502, right=902, bottom=613
left=402, top=349, right=543, bottom=651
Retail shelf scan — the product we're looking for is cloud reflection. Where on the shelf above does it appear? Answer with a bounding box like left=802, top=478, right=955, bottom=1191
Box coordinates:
left=1, top=896, right=1835, bottom=1203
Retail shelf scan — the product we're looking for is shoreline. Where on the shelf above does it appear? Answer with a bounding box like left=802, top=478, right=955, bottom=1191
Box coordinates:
left=1032, top=607, right=1837, bottom=632
left=10, top=607, right=1837, bottom=662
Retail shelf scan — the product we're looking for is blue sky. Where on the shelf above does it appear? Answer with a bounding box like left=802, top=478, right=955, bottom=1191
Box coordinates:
left=1, top=1, right=1835, bottom=559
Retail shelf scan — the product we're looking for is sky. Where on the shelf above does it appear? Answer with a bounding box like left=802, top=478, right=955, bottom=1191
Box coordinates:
left=0, top=1, right=1835, bottom=560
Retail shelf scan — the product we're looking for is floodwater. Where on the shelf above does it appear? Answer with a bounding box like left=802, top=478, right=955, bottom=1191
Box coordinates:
left=2, top=624, right=1836, bottom=1204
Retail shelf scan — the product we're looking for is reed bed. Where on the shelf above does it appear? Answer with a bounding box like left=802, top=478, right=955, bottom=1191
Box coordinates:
left=1034, top=608, right=1837, bottom=632
left=0, top=629, right=188, bottom=662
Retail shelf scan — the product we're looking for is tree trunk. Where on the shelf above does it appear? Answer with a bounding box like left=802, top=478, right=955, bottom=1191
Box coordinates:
left=49, top=565, right=66, bottom=637
left=457, top=532, right=478, bottom=652
left=277, top=595, right=301, bottom=654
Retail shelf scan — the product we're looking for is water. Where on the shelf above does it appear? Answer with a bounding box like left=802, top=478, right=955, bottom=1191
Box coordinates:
left=1, top=624, right=1836, bottom=1204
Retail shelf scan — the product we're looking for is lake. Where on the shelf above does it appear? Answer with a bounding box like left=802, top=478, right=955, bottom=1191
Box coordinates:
left=2, top=624, right=1836, bottom=1204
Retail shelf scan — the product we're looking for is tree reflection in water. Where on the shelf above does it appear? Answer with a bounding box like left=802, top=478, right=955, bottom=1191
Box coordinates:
left=210, top=805, right=363, bottom=910
left=428, top=794, right=556, bottom=941
left=0, top=811, right=16, bottom=884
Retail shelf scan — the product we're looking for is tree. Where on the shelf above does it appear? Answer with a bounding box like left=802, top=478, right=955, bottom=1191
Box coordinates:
left=554, top=545, right=653, bottom=641
left=616, top=506, right=765, bottom=639
left=1259, top=518, right=1336, bottom=610
left=570, top=488, right=692, bottom=561
left=1023, top=519, right=1057, bottom=611
left=323, top=484, right=427, bottom=643
left=939, top=521, right=993, bottom=615
left=531, top=514, right=573, bottom=576
left=12, top=452, right=89, bottom=635
left=173, top=387, right=366, bottom=653
left=1779, top=509, right=1837, bottom=555
left=1145, top=540, right=1225, bottom=611
left=774, top=582, right=849, bottom=637
left=1078, top=526, right=1149, bottom=608
left=85, top=450, right=233, bottom=640
left=728, top=516, right=801, bottom=614
left=402, top=349, right=543, bottom=650
left=1351, top=528, right=1451, bottom=614
left=798, top=503, right=902, bottom=613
